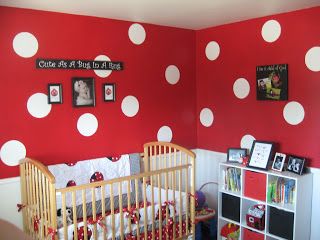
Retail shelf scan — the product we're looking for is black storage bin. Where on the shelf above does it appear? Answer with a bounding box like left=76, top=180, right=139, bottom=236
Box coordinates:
left=221, top=193, right=240, bottom=222
left=269, top=207, right=294, bottom=240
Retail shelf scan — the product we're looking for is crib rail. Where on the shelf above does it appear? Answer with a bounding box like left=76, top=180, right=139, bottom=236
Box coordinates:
left=20, top=158, right=57, bottom=240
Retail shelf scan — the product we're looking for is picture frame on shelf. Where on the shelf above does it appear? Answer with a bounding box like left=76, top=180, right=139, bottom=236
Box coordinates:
left=286, top=155, right=305, bottom=175
left=72, top=77, right=95, bottom=107
left=247, top=140, right=274, bottom=170
left=48, top=83, right=62, bottom=104
left=271, top=152, right=286, bottom=172
left=103, top=83, right=115, bottom=102
left=227, top=148, right=247, bottom=163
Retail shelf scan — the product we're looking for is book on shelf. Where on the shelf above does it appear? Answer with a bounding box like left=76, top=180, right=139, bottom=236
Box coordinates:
left=222, top=167, right=241, bottom=192
left=268, top=177, right=295, bottom=205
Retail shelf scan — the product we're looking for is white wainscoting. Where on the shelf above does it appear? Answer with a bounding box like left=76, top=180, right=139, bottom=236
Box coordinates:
left=194, top=148, right=320, bottom=240
left=0, top=177, right=23, bottom=229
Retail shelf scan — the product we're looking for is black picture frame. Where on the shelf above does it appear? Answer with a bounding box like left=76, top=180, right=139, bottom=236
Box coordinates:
left=256, top=64, right=288, bottom=101
left=271, top=152, right=286, bottom=172
left=48, top=83, right=62, bottom=104
left=72, top=77, right=95, bottom=107
left=247, top=140, right=274, bottom=170
left=103, top=83, right=115, bottom=102
left=227, top=148, right=247, bottom=163
left=286, top=155, right=305, bottom=175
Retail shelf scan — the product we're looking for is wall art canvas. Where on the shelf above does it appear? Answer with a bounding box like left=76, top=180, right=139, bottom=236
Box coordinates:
left=256, top=64, right=288, bottom=100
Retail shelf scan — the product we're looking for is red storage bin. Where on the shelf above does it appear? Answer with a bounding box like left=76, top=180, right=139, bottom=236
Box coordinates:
left=243, top=228, right=264, bottom=240
left=244, top=171, right=266, bottom=201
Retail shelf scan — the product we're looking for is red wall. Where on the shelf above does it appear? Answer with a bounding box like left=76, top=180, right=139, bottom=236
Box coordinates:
left=196, top=7, right=320, bottom=167
left=0, top=7, right=196, bottom=178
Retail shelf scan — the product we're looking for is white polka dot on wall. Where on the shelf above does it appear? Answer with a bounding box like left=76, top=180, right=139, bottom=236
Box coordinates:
left=283, top=101, right=305, bottom=125
left=240, top=135, right=256, bottom=150
left=200, top=108, right=214, bottom=127
left=165, top=65, right=180, bottom=85
left=13, top=32, right=38, bottom=58
left=305, top=46, right=320, bottom=72
left=128, top=23, right=146, bottom=45
left=233, top=78, right=250, bottom=99
left=121, top=95, right=139, bottom=117
left=27, top=93, right=52, bottom=118
left=205, top=41, right=220, bottom=61
left=77, top=113, right=98, bottom=137
left=0, top=140, right=26, bottom=166
left=94, top=55, right=112, bottom=78
left=157, top=126, right=173, bottom=142
left=261, top=20, right=281, bottom=43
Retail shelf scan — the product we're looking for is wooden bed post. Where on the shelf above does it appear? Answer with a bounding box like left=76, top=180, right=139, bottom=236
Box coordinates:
left=19, top=162, right=27, bottom=233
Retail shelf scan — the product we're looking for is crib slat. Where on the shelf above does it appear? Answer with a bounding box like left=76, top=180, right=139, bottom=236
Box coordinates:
left=179, top=168, right=182, bottom=237
left=127, top=180, right=132, bottom=235
left=157, top=174, right=162, bottom=240
left=92, top=187, right=97, bottom=240
left=135, top=178, right=140, bottom=239
left=101, top=185, right=107, bottom=240
left=72, top=191, right=78, bottom=240
left=151, top=175, right=155, bottom=240
left=119, top=182, right=124, bottom=240
left=172, top=168, right=176, bottom=240
left=185, top=167, right=189, bottom=235
left=143, top=177, right=147, bottom=240
left=38, top=169, right=44, bottom=239
left=82, top=189, right=88, bottom=240
left=41, top=174, right=48, bottom=236
left=62, top=192, right=68, bottom=240
left=110, top=184, right=115, bottom=240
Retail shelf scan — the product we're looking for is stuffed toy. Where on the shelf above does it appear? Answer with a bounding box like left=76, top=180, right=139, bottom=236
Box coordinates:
left=57, top=208, right=73, bottom=228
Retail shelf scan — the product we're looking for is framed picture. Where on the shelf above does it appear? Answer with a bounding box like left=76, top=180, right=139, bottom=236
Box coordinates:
left=286, top=155, right=305, bottom=175
left=48, top=83, right=62, bottom=104
left=248, top=141, right=274, bottom=170
left=103, top=83, right=115, bottom=102
left=256, top=64, right=288, bottom=100
left=227, top=148, right=247, bottom=163
left=271, top=152, right=286, bottom=172
left=72, top=77, right=95, bottom=107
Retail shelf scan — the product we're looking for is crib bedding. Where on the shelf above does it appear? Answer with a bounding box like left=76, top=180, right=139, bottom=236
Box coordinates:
left=57, top=186, right=187, bottom=240
left=57, top=202, right=184, bottom=240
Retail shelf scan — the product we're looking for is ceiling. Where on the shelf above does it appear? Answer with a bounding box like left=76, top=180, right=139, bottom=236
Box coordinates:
left=1, top=0, right=320, bottom=29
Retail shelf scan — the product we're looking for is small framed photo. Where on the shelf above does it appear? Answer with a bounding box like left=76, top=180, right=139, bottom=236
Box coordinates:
left=248, top=140, right=274, bottom=170
left=272, top=152, right=286, bottom=171
left=72, top=77, right=95, bottom=107
left=227, top=148, right=247, bottom=163
left=48, top=83, right=62, bottom=104
left=103, top=83, right=115, bottom=102
left=286, top=155, right=305, bottom=175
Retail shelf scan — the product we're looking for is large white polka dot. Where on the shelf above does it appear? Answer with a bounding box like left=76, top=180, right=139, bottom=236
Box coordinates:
left=121, top=96, right=139, bottom=117
left=261, top=20, right=281, bottom=43
left=233, top=78, right=250, bottom=99
left=205, top=41, right=220, bottom=61
left=200, top=108, right=214, bottom=127
left=13, top=32, right=38, bottom=58
left=128, top=23, right=146, bottom=45
left=165, top=65, right=180, bottom=85
left=94, top=55, right=112, bottom=78
left=27, top=93, right=52, bottom=118
left=305, top=46, right=320, bottom=72
left=0, top=140, right=26, bottom=166
left=241, top=135, right=256, bottom=150
left=283, top=101, right=305, bottom=125
left=77, top=113, right=98, bottom=136
left=157, top=126, right=173, bottom=142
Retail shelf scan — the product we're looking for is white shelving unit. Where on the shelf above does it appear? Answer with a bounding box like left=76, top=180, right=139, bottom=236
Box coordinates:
left=218, top=162, right=313, bottom=240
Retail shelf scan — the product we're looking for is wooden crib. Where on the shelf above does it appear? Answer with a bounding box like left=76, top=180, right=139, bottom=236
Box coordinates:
left=19, top=142, right=196, bottom=240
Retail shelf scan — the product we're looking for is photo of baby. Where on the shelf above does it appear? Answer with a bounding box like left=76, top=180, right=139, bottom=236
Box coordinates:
left=72, top=77, right=95, bottom=107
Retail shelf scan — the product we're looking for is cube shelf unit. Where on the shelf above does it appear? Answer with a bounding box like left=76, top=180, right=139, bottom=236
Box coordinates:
left=218, top=162, right=313, bottom=240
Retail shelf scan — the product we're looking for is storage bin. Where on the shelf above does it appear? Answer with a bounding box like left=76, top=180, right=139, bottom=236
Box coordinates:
left=269, top=207, right=294, bottom=240
left=246, top=204, right=265, bottom=230
left=243, top=228, right=264, bottom=240
left=244, top=170, right=266, bottom=201
left=221, top=193, right=240, bottom=222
